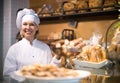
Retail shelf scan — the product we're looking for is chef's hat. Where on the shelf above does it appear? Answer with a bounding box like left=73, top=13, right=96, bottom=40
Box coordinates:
left=16, top=8, right=40, bottom=29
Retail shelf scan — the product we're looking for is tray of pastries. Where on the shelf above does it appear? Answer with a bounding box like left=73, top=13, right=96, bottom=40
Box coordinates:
left=12, top=64, right=91, bottom=83
left=73, top=58, right=108, bottom=69
left=73, top=44, right=108, bottom=69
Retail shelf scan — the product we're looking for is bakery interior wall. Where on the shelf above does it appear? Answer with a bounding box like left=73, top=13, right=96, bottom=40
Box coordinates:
left=37, top=20, right=114, bottom=41
left=29, top=0, right=116, bottom=42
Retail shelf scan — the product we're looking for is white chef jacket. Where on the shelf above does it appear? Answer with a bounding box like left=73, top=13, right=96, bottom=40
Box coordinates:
left=3, top=38, right=61, bottom=76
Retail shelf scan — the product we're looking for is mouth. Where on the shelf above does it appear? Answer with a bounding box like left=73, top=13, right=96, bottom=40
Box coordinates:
left=24, top=29, right=32, bottom=35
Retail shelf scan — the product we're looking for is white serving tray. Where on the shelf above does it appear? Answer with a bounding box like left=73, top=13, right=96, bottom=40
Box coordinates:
left=73, top=59, right=108, bottom=69
left=11, top=70, right=91, bottom=83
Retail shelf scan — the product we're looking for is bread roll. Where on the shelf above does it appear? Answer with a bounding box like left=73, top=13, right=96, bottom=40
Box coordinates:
left=89, top=0, right=104, bottom=12
left=63, top=2, right=75, bottom=14
left=77, top=0, right=89, bottom=13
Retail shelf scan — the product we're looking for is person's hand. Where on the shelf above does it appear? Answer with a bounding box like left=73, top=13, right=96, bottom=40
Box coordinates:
left=51, top=48, right=62, bottom=60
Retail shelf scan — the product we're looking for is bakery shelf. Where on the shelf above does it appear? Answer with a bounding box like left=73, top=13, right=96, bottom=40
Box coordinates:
left=39, top=9, right=119, bottom=24
left=39, top=4, right=120, bottom=24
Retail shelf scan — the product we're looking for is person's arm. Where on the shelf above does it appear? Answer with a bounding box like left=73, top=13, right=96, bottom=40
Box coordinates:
left=50, top=51, right=61, bottom=66
left=3, top=46, right=17, bottom=76
left=44, top=44, right=61, bottom=66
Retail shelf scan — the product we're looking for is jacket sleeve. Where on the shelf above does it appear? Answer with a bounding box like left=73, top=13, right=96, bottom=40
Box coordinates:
left=50, top=56, right=61, bottom=66
left=3, top=46, right=17, bottom=76
left=45, top=45, right=61, bottom=66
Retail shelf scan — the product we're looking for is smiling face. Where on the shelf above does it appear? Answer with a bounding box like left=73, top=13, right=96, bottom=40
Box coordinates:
left=21, top=20, right=38, bottom=41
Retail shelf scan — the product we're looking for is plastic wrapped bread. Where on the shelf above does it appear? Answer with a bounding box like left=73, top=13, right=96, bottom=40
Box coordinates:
left=76, top=44, right=106, bottom=62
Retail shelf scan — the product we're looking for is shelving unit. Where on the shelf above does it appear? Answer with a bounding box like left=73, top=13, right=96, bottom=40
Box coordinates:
left=39, top=9, right=119, bottom=24
left=39, top=3, right=120, bottom=24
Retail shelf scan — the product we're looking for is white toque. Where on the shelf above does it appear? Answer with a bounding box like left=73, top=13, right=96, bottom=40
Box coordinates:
left=16, top=8, right=40, bottom=30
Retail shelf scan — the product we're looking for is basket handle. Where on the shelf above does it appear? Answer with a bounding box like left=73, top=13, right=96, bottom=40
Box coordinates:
left=105, top=19, right=120, bottom=53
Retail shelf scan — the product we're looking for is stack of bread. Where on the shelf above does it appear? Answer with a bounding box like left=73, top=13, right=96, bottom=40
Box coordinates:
left=76, top=44, right=106, bottom=63
left=51, top=38, right=86, bottom=69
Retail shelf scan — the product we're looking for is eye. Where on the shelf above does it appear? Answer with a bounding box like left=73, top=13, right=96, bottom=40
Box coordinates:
left=23, top=22, right=27, bottom=26
left=30, top=23, right=35, bottom=26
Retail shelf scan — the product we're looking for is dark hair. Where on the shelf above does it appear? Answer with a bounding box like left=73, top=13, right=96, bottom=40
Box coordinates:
left=16, top=8, right=23, bottom=15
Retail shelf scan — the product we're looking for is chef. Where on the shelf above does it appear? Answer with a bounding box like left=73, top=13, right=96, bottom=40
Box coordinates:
left=3, top=8, right=61, bottom=76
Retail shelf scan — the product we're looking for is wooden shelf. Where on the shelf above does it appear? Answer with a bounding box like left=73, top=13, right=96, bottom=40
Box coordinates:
left=40, top=9, right=119, bottom=24
left=39, top=4, right=120, bottom=24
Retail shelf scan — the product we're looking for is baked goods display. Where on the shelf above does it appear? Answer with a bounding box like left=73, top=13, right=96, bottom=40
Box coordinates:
left=14, top=64, right=91, bottom=83
left=37, top=4, right=53, bottom=17
left=18, top=64, right=80, bottom=78
left=108, top=26, right=120, bottom=61
left=36, top=0, right=117, bottom=17
left=51, top=38, right=86, bottom=69
left=51, top=34, right=107, bottom=69
left=76, top=44, right=106, bottom=63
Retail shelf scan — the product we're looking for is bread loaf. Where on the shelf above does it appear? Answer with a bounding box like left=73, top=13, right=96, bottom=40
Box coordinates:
left=103, top=0, right=117, bottom=10
left=76, top=44, right=106, bottom=62
left=77, top=0, right=89, bottom=13
left=89, top=0, right=104, bottom=12
left=63, top=2, right=75, bottom=14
